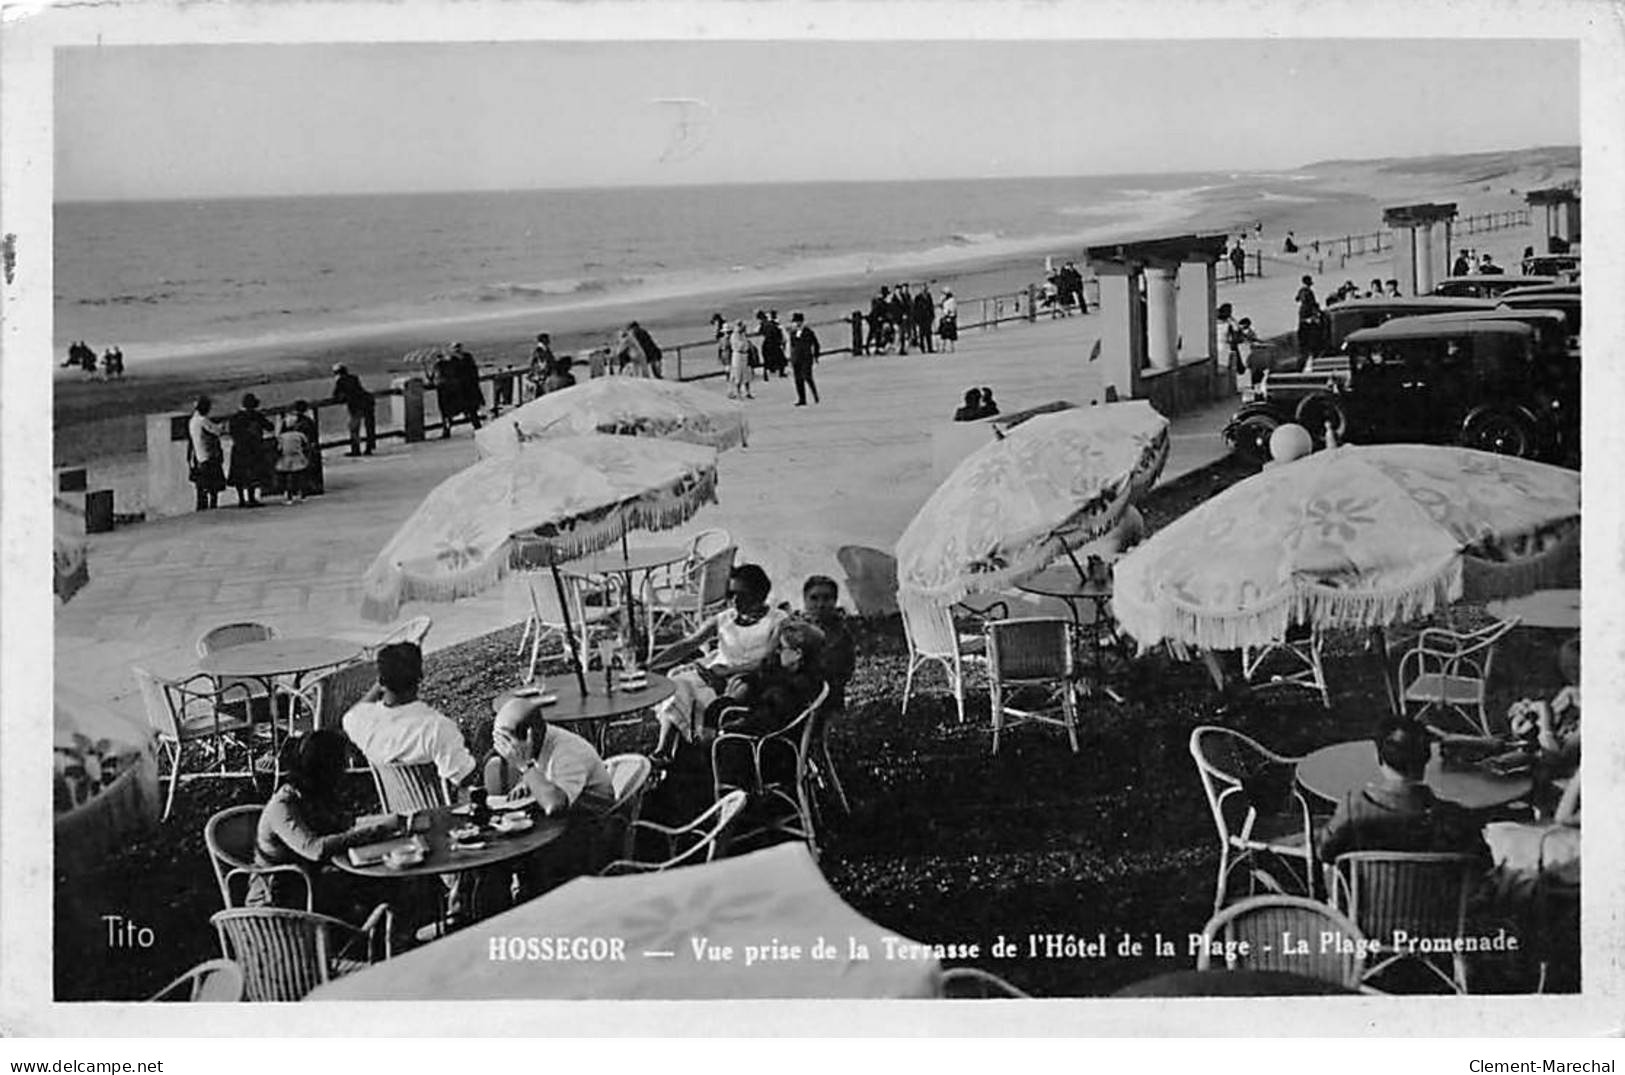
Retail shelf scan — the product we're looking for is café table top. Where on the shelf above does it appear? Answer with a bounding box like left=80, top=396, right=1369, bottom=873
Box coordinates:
left=308, top=843, right=943, bottom=1000
left=1016, top=565, right=1114, bottom=601
left=561, top=546, right=691, bottom=578
left=1296, top=739, right=1532, bottom=813
left=490, top=672, right=676, bottom=721
left=1486, top=588, right=1580, bottom=630
left=332, top=803, right=568, bottom=881
left=196, top=636, right=364, bottom=679
left=1112, top=969, right=1357, bottom=997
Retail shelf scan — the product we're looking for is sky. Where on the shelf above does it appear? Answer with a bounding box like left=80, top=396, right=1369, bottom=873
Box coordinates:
left=54, top=38, right=1579, bottom=201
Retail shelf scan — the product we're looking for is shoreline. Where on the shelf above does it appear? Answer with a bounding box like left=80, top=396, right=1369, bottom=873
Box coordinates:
left=51, top=161, right=1560, bottom=467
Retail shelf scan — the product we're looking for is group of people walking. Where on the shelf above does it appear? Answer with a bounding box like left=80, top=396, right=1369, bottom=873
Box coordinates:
left=1041, top=262, right=1088, bottom=317
left=61, top=341, right=124, bottom=379
left=187, top=393, right=324, bottom=511
left=715, top=310, right=823, bottom=405
left=861, top=283, right=955, bottom=356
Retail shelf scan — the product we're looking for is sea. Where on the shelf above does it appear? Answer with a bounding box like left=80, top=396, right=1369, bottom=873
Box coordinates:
left=53, top=170, right=1369, bottom=364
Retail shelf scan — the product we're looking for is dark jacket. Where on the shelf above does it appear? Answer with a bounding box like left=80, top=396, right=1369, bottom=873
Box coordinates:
left=788, top=325, right=821, bottom=365
left=913, top=291, right=935, bottom=323
left=1316, top=775, right=1485, bottom=864
left=630, top=326, right=662, bottom=366
left=758, top=320, right=785, bottom=365
left=451, top=350, right=484, bottom=409
left=333, top=372, right=375, bottom=415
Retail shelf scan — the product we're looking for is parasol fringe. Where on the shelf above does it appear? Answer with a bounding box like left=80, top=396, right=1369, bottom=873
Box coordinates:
left=362, top=464, right=719, bottom=623
left=1116, top=562, right=1467, bottom=651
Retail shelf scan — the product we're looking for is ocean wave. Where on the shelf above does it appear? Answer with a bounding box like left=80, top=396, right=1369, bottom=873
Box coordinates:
left=450, top=276, right=645, bottom=303
left=1255, top=191, right=1318, bottom=204
left=949, top=231, right=999, bottom=245
left=75, top=290, right=178, bottom=307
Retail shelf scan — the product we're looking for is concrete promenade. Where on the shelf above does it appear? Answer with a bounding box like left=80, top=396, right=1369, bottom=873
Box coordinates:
left=53, top=221, right=1542, bottom=720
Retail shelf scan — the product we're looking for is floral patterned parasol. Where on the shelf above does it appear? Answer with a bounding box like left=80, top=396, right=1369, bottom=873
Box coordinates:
left=360, top=435, right=718, bottom=623
left=473, top=377, right=748, bottom=459
left=54, top=496, right=89, bottom=604
left=895, top=401, right=1170, bottom=604
left=1112, top=444, right=1581, bottom=651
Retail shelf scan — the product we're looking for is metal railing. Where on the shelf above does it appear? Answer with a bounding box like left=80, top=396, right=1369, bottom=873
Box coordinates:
left=257, top=209, right=1538, bottom=450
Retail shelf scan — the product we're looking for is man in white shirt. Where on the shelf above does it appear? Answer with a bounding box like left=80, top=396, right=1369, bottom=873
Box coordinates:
left=485, top=697, right=618, bottom=896
left=187, top=396, right=226, bottom=511
left=343, top=642, right=483, bottom=933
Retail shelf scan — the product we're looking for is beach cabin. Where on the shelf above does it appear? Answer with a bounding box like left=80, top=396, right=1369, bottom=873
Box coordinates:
left=1526, top=186, right=1581, bottom=252
left=1083, top=233, right=1232, bottom=419
left=1381, top=202, right=1458, bottom=296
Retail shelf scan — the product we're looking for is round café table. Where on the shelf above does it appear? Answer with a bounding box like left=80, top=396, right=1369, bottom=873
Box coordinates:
left=492, top=673, right=676, bottom=752
left=197, top=635, right=364, bottom=690
left=332, top=803, right=568, bottom=882
left=1296, top=740, right=1532, bottom=812
left=1486, top=589, right=1580, bottom=630
left=1112, top=969, right=1356, bottom=997
left=562, top=546, right=691, bottom=656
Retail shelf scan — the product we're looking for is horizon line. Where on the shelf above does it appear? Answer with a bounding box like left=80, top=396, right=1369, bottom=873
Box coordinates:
left=52, top=142, right=1579, bottom=206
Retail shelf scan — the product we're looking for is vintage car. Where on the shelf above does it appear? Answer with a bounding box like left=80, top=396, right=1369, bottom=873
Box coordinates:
left=1520, top=254, right=1580, bottom=279
left=1312, top=295, right=1500, bottom=360
left=1498, top=285, right=1581, bottom=351
left=1224, top=318, right=1574, bottom=464
left=1430, top=274, right=1560, bottom=299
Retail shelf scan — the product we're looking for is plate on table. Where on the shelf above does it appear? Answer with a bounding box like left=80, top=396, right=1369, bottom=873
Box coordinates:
left=491, top=812, right=535, bottom=835
left=449, top=823, right=483, bottom=842
left=383, top=847, right=426, bottom=869
left=617, top=676, right=649, bottom=692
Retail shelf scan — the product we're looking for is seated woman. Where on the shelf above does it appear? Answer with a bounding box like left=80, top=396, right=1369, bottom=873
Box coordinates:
left=647, top=563, right=788, bottom=760
left=1506, top=636, right=1579, bottom=814
left=710, top=620, right=829, bottom=794
left=247, top=730, right=398, bottom=910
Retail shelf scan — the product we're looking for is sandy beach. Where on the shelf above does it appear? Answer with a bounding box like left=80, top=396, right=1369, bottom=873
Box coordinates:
left=51, top=148, right=1574, bottom=476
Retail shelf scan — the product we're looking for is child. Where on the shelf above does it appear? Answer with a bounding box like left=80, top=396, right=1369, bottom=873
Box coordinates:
left=274, top=416, right=311, bottom=504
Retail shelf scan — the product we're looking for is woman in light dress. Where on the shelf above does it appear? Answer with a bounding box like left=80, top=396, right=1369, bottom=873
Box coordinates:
left=647, top=563, right=786, bottom=759
left=727, top=320, right=756, bottom=400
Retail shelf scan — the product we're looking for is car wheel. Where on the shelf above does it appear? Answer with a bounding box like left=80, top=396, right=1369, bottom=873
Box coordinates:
left=1229, top=413, right=1279, bottom=464
left=1293, top=393, right=1348, bottom=444
left=1461, top=409, right=1536, bottom=458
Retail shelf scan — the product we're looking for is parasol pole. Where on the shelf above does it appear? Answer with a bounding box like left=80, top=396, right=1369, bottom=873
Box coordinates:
left=549, top=559, right=591, bottom=697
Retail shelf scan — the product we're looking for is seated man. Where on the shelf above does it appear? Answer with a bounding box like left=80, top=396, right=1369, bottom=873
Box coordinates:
left=342, top=641, right=485, bottom=932
left=484, top=696, right=617, bottom=893
left=1317, top=717, right=1484, bottom=864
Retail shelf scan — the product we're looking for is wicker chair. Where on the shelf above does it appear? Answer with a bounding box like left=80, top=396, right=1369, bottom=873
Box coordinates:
left=369, top=761, right=451, bottom=816
left=204, top=804, right=314, bottom=911
left=899, top=591, right=987, bottom=725
left=591, top=753, right=654, bottom=871
left=146, top=958, right=245, bottom=1002
left=835, top=545, right=900, bottom=619
left=601, top=790, right=747, bottom=875
left=643, top=544, right=737, bottom=662
left=1195, top=895, right=1369, bottom=990
left=196, top=622, right=281, bottom=720
left=711, top=683, right=832, bottom=857
left=1242, top=623, right=1331, bottom=709
left=984, top=617, right=1080, bottom=755
left=132, top=666, right=261, bottom=821
left=1329, top=851, right=1480, bottom=993
left=517, top=574, right=614, bottom=684
left=211, top=905, right=393, bottom=1002
left=1189, top=726, right=1316, bottom=915
left=1399, top=617, right=1520, bottom=736
left=938, top=967, right=1032, bottom=999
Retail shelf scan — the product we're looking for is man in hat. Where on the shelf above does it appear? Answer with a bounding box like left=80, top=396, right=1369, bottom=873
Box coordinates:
left=787, top=312, right=821, bottom=406
left=331, top=363, right=376, bottom=456
left=448, top=342, right=484, bottom=428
